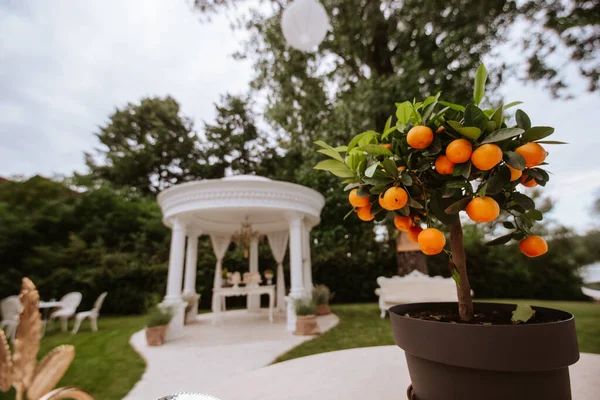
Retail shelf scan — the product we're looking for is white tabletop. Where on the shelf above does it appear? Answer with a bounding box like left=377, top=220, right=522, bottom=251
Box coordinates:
left=39, top=301, right=62, bottom=308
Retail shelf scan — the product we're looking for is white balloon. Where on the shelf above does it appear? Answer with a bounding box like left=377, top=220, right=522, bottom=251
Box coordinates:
left=281, top=0, right=330, bottom=52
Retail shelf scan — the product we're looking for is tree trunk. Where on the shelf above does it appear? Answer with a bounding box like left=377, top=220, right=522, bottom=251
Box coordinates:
left=396, top=251, right=428, bottom=276
left=449, top=219, right=474, bottom=321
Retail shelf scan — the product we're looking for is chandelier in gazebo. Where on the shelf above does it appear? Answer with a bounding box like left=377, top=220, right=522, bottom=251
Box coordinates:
left=232, top=217, right=261, bottom=258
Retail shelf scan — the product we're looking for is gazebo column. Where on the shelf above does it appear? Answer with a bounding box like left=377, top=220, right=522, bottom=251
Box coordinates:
left=161, top=218, right=188, bottom=341
left=286, top=213, right=305, bottom=331
left=183, top=230, right=202, bottom=321
left=247, top=236, right=260, bottom=311
left=302, top=221, right=313, bottom=295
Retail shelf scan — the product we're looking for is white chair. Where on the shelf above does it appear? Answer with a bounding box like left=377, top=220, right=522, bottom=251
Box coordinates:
left=50, top=292, right=82, bottom=332
left=0, top=296, right=21, bottom=342
left=72, top=292, right=107, bottom=334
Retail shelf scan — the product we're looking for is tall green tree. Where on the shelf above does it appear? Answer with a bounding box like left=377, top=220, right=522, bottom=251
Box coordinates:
left=84, top=96, right=205, bottom=195
left=194, top=0, right=598, bottom=153
left=203, top=95, right=267, bottom=177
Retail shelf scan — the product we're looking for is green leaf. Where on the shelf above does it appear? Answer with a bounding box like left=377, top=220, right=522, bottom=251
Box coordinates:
left=343, top=182, right=360, bottom=191
left=334, top=146, right=348, bottom=152
left=526, top=209, right=543, bottom=221
left=485, top=234, right=513, bottom=246
left=401, top=173, right=413, bottom=186
left=447, top=121, right=482, bottom=140
left=490, top=103, right=504, bottom=128
left=464, top=104, right=489, bottom=131
left=511, top=304, right=535, bottom=324
left=381, top=125, right=398, bottom=140
left=444, top=197, right=472, bottom=215
left=439, top=101, right=465, bottom=112
left=365, top=162, right=379, bottom=178
left=512, top=192, right=535, bottom=210
left=473, top=63, right=488, bottom=105
left=421, top=93, right=441, bottom=123
left=422, top=93, right=441, bottom=109
left=523, top=126, right=554, bottom=142
left=445, top=180, right=471, bottom=189
left=345, top=152, right=364, bottom=172
left=354, top=144, right=393, bottom=156
left=477, top=182, right=488, bottom=198
left=395, top=101, right=413, bottom=127
left=451, top=268, right=462, bottom=289
left=503, top=151, right=526, bottom=171
left=314, top=140, right=333, bottom=150
left=535, top=140, right=567, bottom=145
left=504, top=101, right=523, bottom=109
left=422, top=136, right=442, bottom=156
left=384, top=116, right=392, bottom=132
left=452, top=161, right=472, bottom=179
left=363, top=175, right=393, bottom=186
left=485, top=120, right=497, bottom=133
left=382, top=158, right=398, bottom=177
left=314, top=160, right=355, bottom=178
left=429, top=106, right=450, bottom=124
left=357, top=186, right=371, bottom=198
left=486, top=166, right=511, bottom=195
left=409, top=198, right=424, bottom=209
left=348, top=131, right=378, bottom=153
left=394, top=204, right=408, bottom=217
left=315, top=141, right=345, bottom=162
left=370, top=185, right=388, bottom=194
left=481, top=128, right=524, bottom=144
left=515, top=110, right=531, bottom=130
left=503, top=221, right=515, bottom=229
left=318, top=148, right=344, bottom=162
left=429, top=195, right=459, bottom=225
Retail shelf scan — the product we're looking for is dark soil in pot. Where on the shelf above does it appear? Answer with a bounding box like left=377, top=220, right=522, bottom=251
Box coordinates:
left=390, top=302, right=579, bottom=400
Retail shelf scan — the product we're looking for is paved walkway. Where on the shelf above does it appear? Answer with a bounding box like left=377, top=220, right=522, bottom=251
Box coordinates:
left=205, top=346, right=600, bottom=400
left=124, top=310, right=339, bottom=399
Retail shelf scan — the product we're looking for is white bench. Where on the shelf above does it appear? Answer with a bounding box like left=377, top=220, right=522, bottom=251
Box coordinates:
left=375, top=270, right=460, bottom=318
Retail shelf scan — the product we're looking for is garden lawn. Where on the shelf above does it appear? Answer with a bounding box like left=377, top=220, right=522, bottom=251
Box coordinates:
left=275, top=300, right=600, bottom=363
left=0, top=316, right=146, bottom=400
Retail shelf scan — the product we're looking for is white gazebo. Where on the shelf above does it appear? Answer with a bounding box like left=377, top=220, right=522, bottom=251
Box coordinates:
left=156, top=175, right=325, bottom=339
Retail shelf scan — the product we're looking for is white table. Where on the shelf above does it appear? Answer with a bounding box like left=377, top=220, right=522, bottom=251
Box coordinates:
left=39, top=300, right=63, bottom=335
left=212, top=284, right=275, bottom=324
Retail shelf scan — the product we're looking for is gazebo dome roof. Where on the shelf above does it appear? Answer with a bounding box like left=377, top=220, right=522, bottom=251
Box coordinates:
left=157, top=175, right=325, bottom=235
left=221, top=175, right=272, bottom=182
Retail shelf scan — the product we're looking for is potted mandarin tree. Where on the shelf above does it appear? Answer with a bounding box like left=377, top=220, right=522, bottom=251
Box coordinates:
left=314, top=64, right=578, bottom=400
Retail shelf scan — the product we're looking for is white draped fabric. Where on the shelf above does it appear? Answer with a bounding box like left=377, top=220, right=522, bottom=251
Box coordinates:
left=267, top=231, right=289, bottom=311
left=211, top=235, right=231, bottom=311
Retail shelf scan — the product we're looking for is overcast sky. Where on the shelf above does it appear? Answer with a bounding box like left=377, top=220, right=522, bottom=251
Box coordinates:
left=0, top=0, right=598, bottom=232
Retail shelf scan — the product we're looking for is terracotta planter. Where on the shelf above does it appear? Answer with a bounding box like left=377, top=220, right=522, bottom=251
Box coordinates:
left=316, top=303, right=331, bottom=316
left=390, top=302, right=579, bottom=400
left=294, top=315, right=320, bottom=335
left=145, top=324, right=168, bottom=346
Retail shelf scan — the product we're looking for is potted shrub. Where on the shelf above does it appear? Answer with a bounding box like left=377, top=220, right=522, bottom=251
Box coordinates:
left=314, top=64, right=579, bottom=399
left=145, top=306, right=173, bottom=346
left=312, top=284, right=333, bottom=315
left=293, top=297, right=320, bottom=336
left=264, top=269, right=274, bottom=285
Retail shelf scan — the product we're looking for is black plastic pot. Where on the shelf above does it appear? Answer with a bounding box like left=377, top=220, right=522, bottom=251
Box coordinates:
left=390, top=302, right=579, bottom=400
